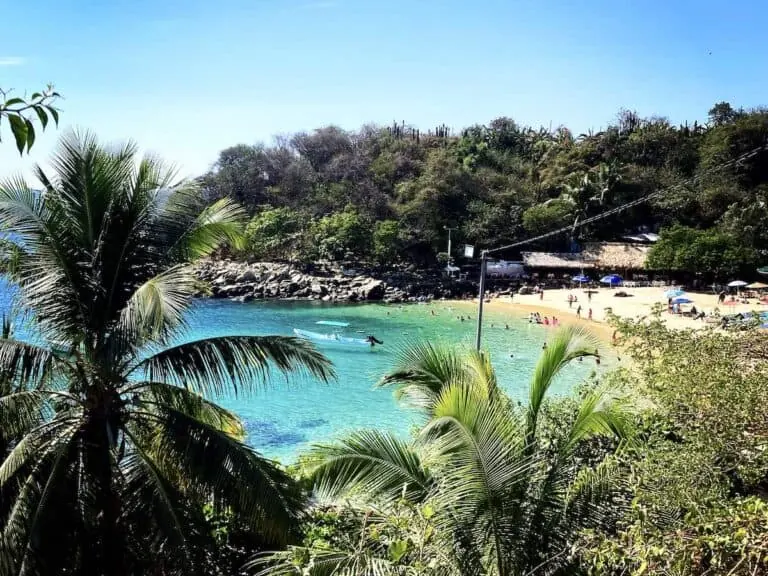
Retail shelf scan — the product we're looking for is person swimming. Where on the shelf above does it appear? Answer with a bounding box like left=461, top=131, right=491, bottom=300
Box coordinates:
left=365, top=335, right=384, bottom=347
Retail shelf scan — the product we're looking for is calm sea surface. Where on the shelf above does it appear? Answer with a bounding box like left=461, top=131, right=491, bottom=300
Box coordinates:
left=1, top=282, right=602, bottom=462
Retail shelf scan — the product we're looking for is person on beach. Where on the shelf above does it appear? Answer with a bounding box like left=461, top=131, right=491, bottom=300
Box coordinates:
left=543, top=317, right=550, bottom=326
left=553, top=316, right=558, bottom=326
left=540, top=289, right=544, bottom=301
left=576, top=305, right=582, bottom=318
left=568, top=294, right=573, bottom=308
left=588, top=308, right=593, bottom=321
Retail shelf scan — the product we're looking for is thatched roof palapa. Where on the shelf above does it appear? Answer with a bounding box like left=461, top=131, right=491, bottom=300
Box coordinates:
left=522, top=243, right=650, bottom=271
left=582, top=242, right=651, bottom=270
left=521, top=252, right=595, bottom=269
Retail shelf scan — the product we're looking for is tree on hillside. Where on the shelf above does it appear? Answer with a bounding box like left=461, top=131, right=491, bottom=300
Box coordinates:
left=0, top=132, right=334, bottom=575
left=0, top=85, right=60, bottom=154
left=200, top=104, right=768, bottom=264
left=243, top=206, right=303, bottom=261
left=647, top=224, right=759, bottom=279
left=256, top=327, right=632, bottom=576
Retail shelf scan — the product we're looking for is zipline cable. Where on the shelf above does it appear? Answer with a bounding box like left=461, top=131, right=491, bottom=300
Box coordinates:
left=474, top=140, right=768, bottom=349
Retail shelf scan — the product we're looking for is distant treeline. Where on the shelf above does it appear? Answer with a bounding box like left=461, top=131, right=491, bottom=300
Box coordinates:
left=200, top=103, right=768, bottom=275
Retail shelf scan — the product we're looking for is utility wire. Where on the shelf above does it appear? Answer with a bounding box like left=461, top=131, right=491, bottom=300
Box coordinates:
left=483, top=141, right=768, bottom=255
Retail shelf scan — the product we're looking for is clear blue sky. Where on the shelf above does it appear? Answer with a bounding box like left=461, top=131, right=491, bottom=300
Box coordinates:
left=1, top=0, right=767, bottom=180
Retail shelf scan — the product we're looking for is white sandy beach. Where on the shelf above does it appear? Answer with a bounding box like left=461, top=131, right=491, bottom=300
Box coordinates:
left=452, top=285, right=764, bottom=338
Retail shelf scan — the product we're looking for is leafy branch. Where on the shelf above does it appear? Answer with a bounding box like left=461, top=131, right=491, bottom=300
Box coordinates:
left=0, top=84, right=61, bottom=154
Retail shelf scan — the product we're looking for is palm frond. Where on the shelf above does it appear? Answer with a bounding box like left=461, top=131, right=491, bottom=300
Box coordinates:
left=308, top=430, right=432, bottom=504
left=563, top=387, right=634, bottom=453
left=2, top=422, right=79, bottom=574
left=463, top=348, right=500, bottom=401
left=0, top=339, right=56, bottom=390
left=118, top=265, right=198, bottom=341
left=0, top=412, right=81, bottom=489
left=0, top=390, right=56, bottom=441
left=378, top=341, right=466, bottom=410
left=248, top=547, right=401, bottom=576
left=565, top=455, right=625, bottom=514
left=131, top=406, right=306, bottom=545
left=160, top=192, right=247, bottom=261
left=134, top=335, right=333, bottom=396
left=0, top=178, right=52, bottom=252
left=424, top=384, right=533, bottom=575
left=133, top=381, right=244, bottom=437
left=120, top=430, right=195, bottom=569
left=527, top=326, right=600, bottom=441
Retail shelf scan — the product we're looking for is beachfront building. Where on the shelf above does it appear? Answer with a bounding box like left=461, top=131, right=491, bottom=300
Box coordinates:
left=522, top=242, right=652, bottom=283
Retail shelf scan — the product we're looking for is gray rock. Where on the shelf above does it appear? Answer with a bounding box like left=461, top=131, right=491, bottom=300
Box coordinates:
left=359, top=279, right=385, bottom=300
left=311, top=283, right=327, bottom=296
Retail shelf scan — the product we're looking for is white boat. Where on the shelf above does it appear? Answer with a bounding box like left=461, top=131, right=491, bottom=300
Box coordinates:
left=293, top=328, right=372, bottom=348
left=316, top=320, right=350, bottom=327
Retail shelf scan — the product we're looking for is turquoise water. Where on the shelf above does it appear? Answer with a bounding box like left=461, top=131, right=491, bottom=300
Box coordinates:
left=183, top=299, right=602, bottom=462
left=0, top=277, right=602, bottom=462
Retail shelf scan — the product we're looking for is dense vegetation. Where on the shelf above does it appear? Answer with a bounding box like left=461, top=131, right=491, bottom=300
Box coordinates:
left=2, top=88, right=767, bottom=575
left=0, top=133, right=333, bottom=575
left=202, top=103, right=768, bottom=272
left=578, top=316, right=768, bottom=575
left=252, top=328, right=631, bottom=576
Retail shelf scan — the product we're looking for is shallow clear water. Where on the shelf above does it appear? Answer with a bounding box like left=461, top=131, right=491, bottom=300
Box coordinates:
left=0, top=278, right=602, bottom=462
left=183, top=299, right=601, bottom=462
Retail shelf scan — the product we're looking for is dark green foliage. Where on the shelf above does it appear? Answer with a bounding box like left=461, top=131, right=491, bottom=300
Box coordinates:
left=647, top=224, right=758, bottom=278
left=579, top=317, right=768, bottom=575
left=203, top=104, right=768, bottom=264
left=0, top=132, right=334, bottom=575
left=0, top=85, right=60, bottom=154
left=243, top=206, right=303, bottom=261
left=259, top=327, right=632, bottom=576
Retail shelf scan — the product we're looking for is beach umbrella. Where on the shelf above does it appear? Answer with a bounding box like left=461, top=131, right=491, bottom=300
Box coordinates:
left=671, top=296, right=693, bottom=304
left=728, top=279, right=748, bottom=296
left=572, top=274, right=590, bottom=285
left=600, top=274, right=622, bottom=286
left=758, top=266, right=768, bottom=276
left=746, top=282, right=768, bottom=290
left=664, top=288, right=685, bottom=299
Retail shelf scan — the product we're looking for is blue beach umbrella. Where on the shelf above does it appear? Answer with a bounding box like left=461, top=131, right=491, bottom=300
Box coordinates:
left=600, top=274, right=622, bottom=286
left=664, top=288, right=685, bottom=299
left=572, top=274, right=590, bottom=284
left=671, top=296, right=693, bottom=305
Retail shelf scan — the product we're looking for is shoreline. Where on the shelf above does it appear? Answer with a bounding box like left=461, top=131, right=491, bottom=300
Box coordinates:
left=445, top=298, right=616, bottom=342
left=447, top=285, right=767, bottom=342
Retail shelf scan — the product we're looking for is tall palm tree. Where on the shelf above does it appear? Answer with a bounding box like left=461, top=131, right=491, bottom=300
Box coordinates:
left=0, top=132, right=333, bottom=576
left=257, top=327, right=630, bottom=576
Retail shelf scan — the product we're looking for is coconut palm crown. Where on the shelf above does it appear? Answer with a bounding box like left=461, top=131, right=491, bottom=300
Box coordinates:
left=0, top=132, right=333, bottom=576
left=260, top=326, right=631, bottom=576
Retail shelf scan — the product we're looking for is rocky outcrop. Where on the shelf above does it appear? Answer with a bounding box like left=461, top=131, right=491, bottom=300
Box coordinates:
left=193, top=260, right=478, bottom=303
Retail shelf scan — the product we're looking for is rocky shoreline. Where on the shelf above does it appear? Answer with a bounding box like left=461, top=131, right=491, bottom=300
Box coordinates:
left=194, top=260, right=479, bottom=303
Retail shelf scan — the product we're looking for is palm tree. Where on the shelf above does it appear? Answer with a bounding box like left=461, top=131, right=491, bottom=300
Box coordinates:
left=0, top=132, right=334, bottom=576
left=257, top=326, right=631, bottom=575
